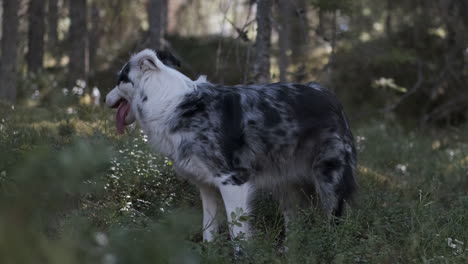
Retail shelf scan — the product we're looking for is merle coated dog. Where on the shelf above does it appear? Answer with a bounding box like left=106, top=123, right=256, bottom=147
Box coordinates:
left=105, top=49, right=357, bottom=241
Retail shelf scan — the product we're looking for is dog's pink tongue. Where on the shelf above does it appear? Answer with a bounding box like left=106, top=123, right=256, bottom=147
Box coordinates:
left=116, top=100, right=130, bottom=134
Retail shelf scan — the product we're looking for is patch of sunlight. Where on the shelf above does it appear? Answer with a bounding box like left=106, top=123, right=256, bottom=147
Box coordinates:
left=24, top=99, right=39, bottom=108
left=432, top=140, right=441, bottom=150
left=429, top=27, right=447, bottom=39
left=362, top=7, right=372, bottom=16
left=359, top=32, right=371, bottom=42
left=58, top=17, right=70, bottom=41
left=310, top=45, right=333, bottom=68
left=26, top=118, right=108, bottom=136
left=312, top=45, right=332, bottom=57
left=60, top=55, right=70, bottom=67
left=44, top=54, right=58, bottom=68
left=79, top=94, right=92, bottom=105
left=359, top=165, right=400, bottom=188
left=28, top=120, right=60, bottom=130
left=446, top=156, right=468, bottom=171
left=372, top=77, right=407, bottom=93
left=141, top=20, right=149, bottom=31
left=71, top=118, right=108, bottom=135
left=269, top=56, right=279, bottom=78
left=373, top=22, right=384, bottom=32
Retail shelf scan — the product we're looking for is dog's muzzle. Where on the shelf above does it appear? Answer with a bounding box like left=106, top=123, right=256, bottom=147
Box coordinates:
left=105, top=87, right=136, bottom=133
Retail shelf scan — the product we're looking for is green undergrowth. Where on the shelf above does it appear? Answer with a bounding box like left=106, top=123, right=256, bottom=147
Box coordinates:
left=0, top=105, right=467, bottom=263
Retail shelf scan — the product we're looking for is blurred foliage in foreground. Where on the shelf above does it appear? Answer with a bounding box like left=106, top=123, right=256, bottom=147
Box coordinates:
left=1, top=96, right=468, bottom=263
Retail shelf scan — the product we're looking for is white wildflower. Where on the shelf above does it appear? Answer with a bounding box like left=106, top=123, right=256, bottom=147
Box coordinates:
left=396, top=164, right=407, bottom=174
left=356, top=136, right=366, bottom=143
left=66, top=107, right=76, bottom=115
left=76, top=79, right=86, bottom=89
left=72, top=86, right=84, bottom=96
left=31, top=90, right=40, bottom=100
left=447, top=237, right=464, bottom=254
left=94, top=232, right=109, bottom=247
left=92, top=87, right=101, bottom=106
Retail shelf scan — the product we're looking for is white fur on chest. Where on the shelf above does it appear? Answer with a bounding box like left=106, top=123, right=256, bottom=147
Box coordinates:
left=132, top=74, right=216, bottom=185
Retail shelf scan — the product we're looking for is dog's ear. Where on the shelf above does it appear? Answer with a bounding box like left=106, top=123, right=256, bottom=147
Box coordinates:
left=156, top=50, right=182, bottom=68
left=138, top=54, right=158, bottom=71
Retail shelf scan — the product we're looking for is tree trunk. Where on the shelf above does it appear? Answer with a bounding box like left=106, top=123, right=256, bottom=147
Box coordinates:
left=148, top=0, right=164, bottom=49
left=162, top=0, right=168, bottom=35
left=69, top=0, right=88, bottom=84
left=88, top=3, right=101, bottom=76
left=277, top=0, right=291, bottom=82
left=328, top=10, right=337, bottom=77
left=252, top=0, right=272, bottom=83
left=289, top=0, right=309, bottom=82
left=47, top=0, right=59, bottom=59
left=0, top=0, right=20, bottom=103
left=385, top=0, right=393, bottom=38
left=27, top=0, right=46, bottom=74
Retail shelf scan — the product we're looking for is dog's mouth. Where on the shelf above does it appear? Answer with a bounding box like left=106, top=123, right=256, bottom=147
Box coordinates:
left=113, top=99, right=131, bottom=134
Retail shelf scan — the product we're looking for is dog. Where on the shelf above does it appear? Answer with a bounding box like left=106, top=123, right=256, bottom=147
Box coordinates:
left=105, top=49, right=357, bottom=242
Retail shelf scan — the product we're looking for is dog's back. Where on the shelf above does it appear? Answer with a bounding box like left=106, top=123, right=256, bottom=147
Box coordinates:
left=170, top=81, right=357, bottom=217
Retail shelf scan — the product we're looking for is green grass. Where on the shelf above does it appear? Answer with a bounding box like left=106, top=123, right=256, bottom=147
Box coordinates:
left=1, top=103, right=467, bottom=264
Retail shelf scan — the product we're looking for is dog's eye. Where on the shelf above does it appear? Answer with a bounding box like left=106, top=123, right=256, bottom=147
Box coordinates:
left=122, top=63, right=130, bottom=75
left=116, top=63, right=134, bottom=86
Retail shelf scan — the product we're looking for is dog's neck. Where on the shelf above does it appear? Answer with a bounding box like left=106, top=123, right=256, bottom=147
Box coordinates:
left=132, top=70, right=197, bottom=157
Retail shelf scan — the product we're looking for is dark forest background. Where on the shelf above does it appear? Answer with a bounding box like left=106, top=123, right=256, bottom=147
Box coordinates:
left=0, top=0, right=467, bottom=125
left=0, top=1, right=467, bottom=263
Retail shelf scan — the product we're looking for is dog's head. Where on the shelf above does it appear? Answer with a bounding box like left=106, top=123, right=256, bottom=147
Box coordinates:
left=105, top=49, right=181, bottom=133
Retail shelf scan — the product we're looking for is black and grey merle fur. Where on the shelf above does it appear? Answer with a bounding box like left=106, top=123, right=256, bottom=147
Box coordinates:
left=105, top=49, right=357, bottom=242
left=172, top=81, right=356, bottom=214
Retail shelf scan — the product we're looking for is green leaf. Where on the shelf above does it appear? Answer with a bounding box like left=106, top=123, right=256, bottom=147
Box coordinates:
left=238, top=216, right=249, bottom=222
left=231, top=211, right=236, bottom=220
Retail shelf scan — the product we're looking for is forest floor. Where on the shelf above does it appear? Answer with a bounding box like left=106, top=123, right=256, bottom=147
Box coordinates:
left=1, top=103, right=467, bottom=264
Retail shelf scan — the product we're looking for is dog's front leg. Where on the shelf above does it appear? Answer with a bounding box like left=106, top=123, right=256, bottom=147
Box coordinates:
left=199, top=184, right=220, bottom=242
left=218, top=183, right=253, bottom=240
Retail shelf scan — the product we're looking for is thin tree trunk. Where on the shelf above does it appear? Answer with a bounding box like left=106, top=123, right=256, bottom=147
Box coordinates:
left=69, top=0, right=88, bottom=84
left=290, top=0, right=309, bottom=82
left=148, top=0, right=164, bottom=49
left=48, top=0, right=59, bottom=59
left=445, top=0, right=466, bottom=81
left=27, top=0, right=46, bottom=74
left=328, top=10, right=337, bottom=77
left=277, top=0, right=291, bottom=82
left=252, top=0, right=272, bottom=83
left=385, top=0, right=393, bottom=38
left=162, top=0, right=168, bottom=35
left=0, top=0, right=20, bottom=103
left=88, top=3, right=101, bottom=75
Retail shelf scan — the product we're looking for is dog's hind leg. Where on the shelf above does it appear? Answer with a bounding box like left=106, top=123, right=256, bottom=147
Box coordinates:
left=199, top=184, right=221, bottom=241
